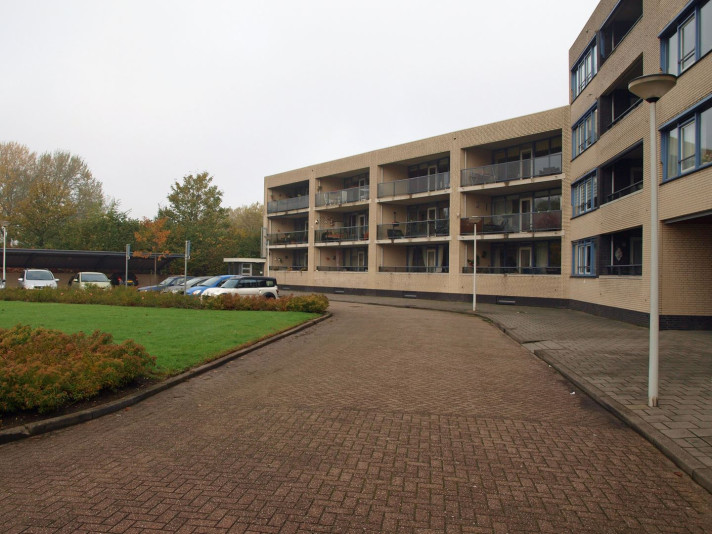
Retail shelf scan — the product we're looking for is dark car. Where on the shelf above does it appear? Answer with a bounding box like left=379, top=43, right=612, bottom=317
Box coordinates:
left=137, top=275, right=193, bottom=292
left=109, top=272, right=139, bottom=287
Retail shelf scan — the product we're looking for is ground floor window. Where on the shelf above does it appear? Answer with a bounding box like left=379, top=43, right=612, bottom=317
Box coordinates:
left=407, top=244, right=449, bottom=273
left=572, top=238, right=596, bottom=276
left=482, top=240, right=561, bottom=274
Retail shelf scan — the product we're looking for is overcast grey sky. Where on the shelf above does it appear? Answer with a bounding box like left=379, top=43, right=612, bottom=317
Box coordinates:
left=1, top=0, right=600, bottom=219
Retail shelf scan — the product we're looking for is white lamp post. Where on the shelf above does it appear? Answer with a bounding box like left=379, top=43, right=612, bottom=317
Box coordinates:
left=1, top=222, right=8, bottom=290
left=628, top=73, right=676, bottom=408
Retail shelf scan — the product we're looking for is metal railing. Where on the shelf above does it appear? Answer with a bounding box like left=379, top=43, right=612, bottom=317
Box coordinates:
left=266, top=230, right=308, bottom=245
left=316, top=266, right=368, bottom=272
left=462, top=266, right=561, bottom=274
left=460, top=211, right=562, bottom=235
left=377, top=219, right=450, bottom=240
left=461, top=153, right=562, bottom=186
left=379, top=266, right=450, bottom=273
left=316, top=186, right=369, bottom=206
left=603, top=264, right=642, bottom=275
left=315, top=225, right=369, bottom=242
left=605, top=181, right=643, bottom=203
left=377, top=172, right=450, bottom=198
left=269, top=264, right=308, bottom=271
left=267, top=196, right=310, bottom=213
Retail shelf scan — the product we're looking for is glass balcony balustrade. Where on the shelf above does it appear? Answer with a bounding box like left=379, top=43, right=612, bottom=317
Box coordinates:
left=315, top=225, right=369, bottom=242
left=267, top=196, right=310, bottom=213
left=266, top=230, right=308, bottom=245
left=461, top=265, right=561, bottom=274
left=376, top=219, right=450, bottom=240
left=316, top=186, right=369, bottom=207
left=377, top=172, right=450, bottom=198
left=461, top=153, right=562, bottom=187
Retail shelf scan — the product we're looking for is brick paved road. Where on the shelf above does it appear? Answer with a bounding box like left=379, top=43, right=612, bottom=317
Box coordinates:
left=1, top=301, right=711, bottom=533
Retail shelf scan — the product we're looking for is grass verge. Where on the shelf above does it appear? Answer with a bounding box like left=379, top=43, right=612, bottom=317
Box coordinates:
left=0, top=301, right=318, bottom=374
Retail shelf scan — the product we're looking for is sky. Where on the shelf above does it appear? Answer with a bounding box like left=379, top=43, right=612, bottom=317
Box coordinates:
left=1, top=0, right=601, bottom=219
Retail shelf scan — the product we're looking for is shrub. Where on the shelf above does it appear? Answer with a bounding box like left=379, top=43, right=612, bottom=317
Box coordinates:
left=0, top=287, right=329, bottom=313
left=0, top=324, right=156, bottom=414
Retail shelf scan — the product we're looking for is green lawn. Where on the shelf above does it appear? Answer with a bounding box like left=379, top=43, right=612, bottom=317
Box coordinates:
left=0, top=301, right=317, bottom=373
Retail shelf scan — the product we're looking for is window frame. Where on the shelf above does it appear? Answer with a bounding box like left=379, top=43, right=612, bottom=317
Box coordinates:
left=661, top=95, right=712, bottom=181
left=571, top=39, right=598, bottom=101
left=572, top=105, right=598, bottom=158
left=572, top=238, right=597, bottom=277
left=571, top=171, right=599, bottom=217
left=660, top=0, right=711, bottom=75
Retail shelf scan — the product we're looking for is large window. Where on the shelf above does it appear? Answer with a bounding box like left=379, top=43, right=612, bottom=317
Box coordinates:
left=572, top=238, right=596, bottom=277
left=601, top=228, right=642, bottom=276
left=662, top=0, right=712, bottom=75
left=572, top=106, right=598, bottom=158
left=663, top=98, right=712, bottom=181
left=571, top=172, right=598, bottom=217
left=572, top=40, right=597, bottom=100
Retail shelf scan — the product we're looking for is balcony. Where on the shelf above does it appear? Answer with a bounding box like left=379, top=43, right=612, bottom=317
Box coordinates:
left=315, top=225, right=369, bottom=243
left=267, top=196, right=309, bottom=214
left=379, top=266, right=450, bottom=273
left=377, top=219, right=450, bottom=240
left=461, top=153, right=562, bottom=187
left=603, top=264, right=642, bottom=276
left=316, top=266, right=368, bottom=272
left=270, top=264, right=307, bottom=271
left=378, top=172, right=450, bottom=198
left=460, top=211, right=562, bottom=235
left=462, top=266, right=561, bottom=274
left=266, top=230, right=308, bottom=245
left=316, top=186, right=369, bottom=207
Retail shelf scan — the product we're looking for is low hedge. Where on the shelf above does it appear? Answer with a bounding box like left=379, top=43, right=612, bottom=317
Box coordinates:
left=0, top=287, right=329, bottom=314
left=0, top=324, right=156, bottom=414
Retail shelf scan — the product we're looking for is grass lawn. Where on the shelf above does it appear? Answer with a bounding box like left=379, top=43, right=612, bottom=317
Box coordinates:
left=0, top=301, right=318, bottom=374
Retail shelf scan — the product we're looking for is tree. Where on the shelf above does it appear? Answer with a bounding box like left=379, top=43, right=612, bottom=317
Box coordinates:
left=134, top=217, right=171, bottom=278
left=0, top=142, right=35, bottom=223
left=65, top=202, right=140, bottom=251
left=158, top=172, right=230, bottom=274
left=228, top=202, right=264, bottom=258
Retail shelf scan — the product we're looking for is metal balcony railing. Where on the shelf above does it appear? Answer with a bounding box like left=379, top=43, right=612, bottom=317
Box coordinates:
left=461, top=266, right=562, bottom=274
left=315, top=225, right=369, bottom=242
left=316, top=266, right=368, bottom=272
left=377, top=219, right=450, bottom=240
left=377, top=172, right=450, bottom=198
left=461, top=153, right=562, bottom=186
left=603, top=264, right=642, bottom=275
left=270, top=264, right=308, bottom=271
left=316, top=186, right=369, bottom=206
left=266, top=230, right=308, bottom=245
left=605, top=181, right=643, bottom=203
left=460, top=211, right=562, bottom=235
left=267, top=196, right=310, bottom=213
left=379, top=266, right=450, bottom=273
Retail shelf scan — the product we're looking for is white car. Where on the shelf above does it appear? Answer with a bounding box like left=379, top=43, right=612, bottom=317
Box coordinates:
left=19, top=269, right=59, bottom=289
left=201, top=276, right=279, bottom=299
left=68, top=272, right=112, bottom=290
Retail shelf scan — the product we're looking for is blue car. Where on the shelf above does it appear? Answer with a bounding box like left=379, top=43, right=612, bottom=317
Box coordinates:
left=185, top=274, right=233, bottom=296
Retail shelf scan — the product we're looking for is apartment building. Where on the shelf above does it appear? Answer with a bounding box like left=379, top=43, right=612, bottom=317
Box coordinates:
left=264, top=0, right=711, bottom=329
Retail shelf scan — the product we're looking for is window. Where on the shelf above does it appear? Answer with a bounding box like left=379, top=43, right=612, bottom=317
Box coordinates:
left=571, top=172, right=598, bottom=217
left=572, top=238, right=596, bottom=276
left=663, top=98, right=712, bottom=180
left=601, top=228, right=642, bottom=275
left=662, top=0, right=712, bottom=75
left=572, top=106, right=598, bottom=158
left=572, top=40, right=597, bottom=100
left=599, top=0, right=642, bottom=63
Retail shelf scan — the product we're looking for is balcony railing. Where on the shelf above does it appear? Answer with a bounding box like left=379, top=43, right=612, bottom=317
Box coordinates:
left=378, top=172, right=450, bottom=198
left=462, top=266, right=561, bottom=274
left=267, top=196, right=310, bottom=213
left=603, top=264, right=642, bottom=276
left=379, top=266, right=450, bottom=273
left=377, top=219, right=450, bottom=240
left=316, top=186, right=369, bottom=206
left=266, top=230, right=308, bottom=245
left=270, top=264, right=308, bottom=271
left=461, top=153, right=562, bottom=186
left=316, top=266, right=368, bottom=272
left=605, top=181, right=643, bottom=203
left=460, top=211, right=562, bottom=235
left=315, top=225, right=369, bottom=242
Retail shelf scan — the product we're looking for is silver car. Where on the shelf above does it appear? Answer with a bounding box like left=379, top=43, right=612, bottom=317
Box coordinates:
left=19, top=269, right=59, bottom=289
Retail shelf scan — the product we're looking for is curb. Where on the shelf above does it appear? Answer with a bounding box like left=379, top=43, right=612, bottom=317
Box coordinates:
left=0, top=312, right=331, bottom=445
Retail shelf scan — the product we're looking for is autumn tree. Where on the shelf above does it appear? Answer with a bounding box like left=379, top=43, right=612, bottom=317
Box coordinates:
left=227, top=202, right=263, bottom=258
left=0, top=142, right=35, bottom=223
left=134, top=217, right=171, bottom=277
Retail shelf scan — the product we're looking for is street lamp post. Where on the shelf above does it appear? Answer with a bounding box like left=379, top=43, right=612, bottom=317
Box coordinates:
left=628, top=73, right=676, bottom=408
left=1, top=222, right=8, bottom=290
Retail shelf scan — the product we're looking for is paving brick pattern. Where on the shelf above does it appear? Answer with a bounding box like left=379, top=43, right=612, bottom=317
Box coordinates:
left=1, top=301, right=711, bottom=532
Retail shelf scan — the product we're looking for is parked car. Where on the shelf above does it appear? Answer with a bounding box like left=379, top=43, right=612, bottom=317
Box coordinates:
left=185, top=274, right=232, bottom=296
left=162, top=275, right=211, bottom=294
left=202, top=276, right=279, bottom=299
left=109, top=272, right=139, bottom=287
left=68, top=272, right=112, bottom=290
left=18, top=269, right=59, bottom=289
left=137, top=275, right=193, bottom=292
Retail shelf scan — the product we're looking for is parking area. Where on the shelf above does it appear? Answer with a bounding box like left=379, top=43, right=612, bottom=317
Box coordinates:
left=0, top=300, right=710, bottom=532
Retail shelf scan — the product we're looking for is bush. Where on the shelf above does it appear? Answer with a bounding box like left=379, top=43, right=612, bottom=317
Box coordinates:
left=0, top=287, right=329, bottom=314
left=0, top=324, right=156, bottom=414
